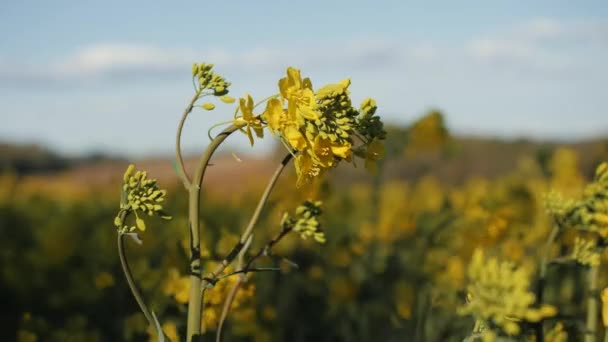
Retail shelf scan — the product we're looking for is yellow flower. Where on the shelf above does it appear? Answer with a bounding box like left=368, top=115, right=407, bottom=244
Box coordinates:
left=94, top=272, right=115, bottom=289
left=163, top=268, right=190, bottom=304
left=312, top=136, right=351, bottom=168
left=235, top=94, right=264, bottom=146
left=262, top=98, right=284, bottom=132
left=147, top=321, right=179, bottom=342
left=279, top=67, right=311, bottom=100
left=295, top=153, right=322, bottom=188
left=283, top=123, right=308, bottom=151
left=279, top=67, right=319, bottom=123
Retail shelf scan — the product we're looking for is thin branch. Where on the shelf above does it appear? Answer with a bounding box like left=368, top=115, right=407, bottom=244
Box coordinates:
left=216, top=236, right=252, bottom=342
left=117, top=233, right=156, bottom=329
left=199, top=153, right=293, bottom=288
left=243, top=226, right=292, bottom=272
left=217, top=267, right=281, bottom=280
left=239, top=153, right=293, bottom=244
left=176, top=90, right=202, bottom=189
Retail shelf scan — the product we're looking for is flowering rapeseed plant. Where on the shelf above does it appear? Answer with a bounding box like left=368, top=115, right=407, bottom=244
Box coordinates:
left=458, top=249, right=556, bottom=338
left=111, top=61, right=386, bottom=341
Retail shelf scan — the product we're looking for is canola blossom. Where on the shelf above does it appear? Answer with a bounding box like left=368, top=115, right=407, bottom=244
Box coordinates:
left=230, top=66, right=387, bottom=187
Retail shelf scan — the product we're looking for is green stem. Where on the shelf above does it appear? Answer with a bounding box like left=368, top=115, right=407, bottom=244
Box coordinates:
left=540, top=224, right=560, bottom=279
left=176, top=89, right=203, bottom=189
left=199, top=153, right=293, bottom=288
left=242, top=226, right=292, bottom=273
left=238, top=153, right=293, bottom=245
left=117, top=233, right=155, bottom=328
left=216, top=236, right=252, bottom=342
left=586, top=266, right=599, bottom=342
left=186, top=123, right=243, bottom=341
left=536, top=224, right=560, bottom=341
left=217, top=267, right=281, bottom=280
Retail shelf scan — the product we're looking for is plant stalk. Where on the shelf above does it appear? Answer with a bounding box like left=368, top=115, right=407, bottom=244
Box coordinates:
left=586, top=265, right=599, bottom=342
left=117, top=233, right=155, bottom=328
left=175, top=90, right=202, bottom=189
left=216, top=236, right=252, bottom=342
left=536, top=224, right=560, bottom=341
left=186, top=123, right=243, bottom=341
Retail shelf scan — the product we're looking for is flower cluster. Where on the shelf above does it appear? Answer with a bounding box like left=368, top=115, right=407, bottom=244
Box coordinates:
left=231, top=67, right=386, bottom=187
left=545, top=162, right=608, bottom=238
left=282, top=200, right=325, bottom=243
left=458, top=249, right=557, bottom=337
left=543, top=190, right=576, bottom=218
left=570, top=237, right=600, bottom=267
left=113, top=164, right=171, bottom=234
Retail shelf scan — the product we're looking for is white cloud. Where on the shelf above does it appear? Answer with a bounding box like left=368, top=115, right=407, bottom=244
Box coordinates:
left=0, top=38, right=420, bottom=89
left=55, top=44, right=195, bottom=76
left=1, top=17, right=606, bottom=89
left=465, top=17, right=608, bottom=74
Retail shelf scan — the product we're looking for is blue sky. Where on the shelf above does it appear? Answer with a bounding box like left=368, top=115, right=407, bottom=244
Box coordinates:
left=1, top=1, right=607, bottom=157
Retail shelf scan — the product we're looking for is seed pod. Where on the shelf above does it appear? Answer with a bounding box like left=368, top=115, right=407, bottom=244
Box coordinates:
left=220, top=95, right=235, bottom=104
left=136, top=217, right=146, bottom=231
left=201, top=103, right=215, bottom=111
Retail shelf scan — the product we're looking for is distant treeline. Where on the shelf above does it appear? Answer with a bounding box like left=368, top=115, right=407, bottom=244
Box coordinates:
left=0, top=142, right=123, bottom=175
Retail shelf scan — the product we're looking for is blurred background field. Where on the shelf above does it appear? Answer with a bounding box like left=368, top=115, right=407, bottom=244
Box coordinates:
left=2, top=111, right=608, bottom=341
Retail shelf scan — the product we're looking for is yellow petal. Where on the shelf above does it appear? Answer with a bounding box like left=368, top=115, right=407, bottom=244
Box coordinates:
left=262, top=98, right=283, bottom=131
left=331, top=143, right=351, bottom=159
left=287, top=67, right=301, bottom=88
left=253, top=125, right=264, bottom=139
left=284, top=125, right=307, bottom=151
left=246, top=126, right=254, bottom=146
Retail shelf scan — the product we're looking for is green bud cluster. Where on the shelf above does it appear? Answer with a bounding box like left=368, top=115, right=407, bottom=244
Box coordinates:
left=356, top=98, right=387, bottom=142
left=114, top=164, right=171, bottom=234
left=192, top=62, right=235, bottom=111
left=306, top=80, right=358, bottom=146
left=192, top=62, right=231, bottom=95
left=282, top=200, right=325, bottom=243
left=543, top=190, right=576, bottom=217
